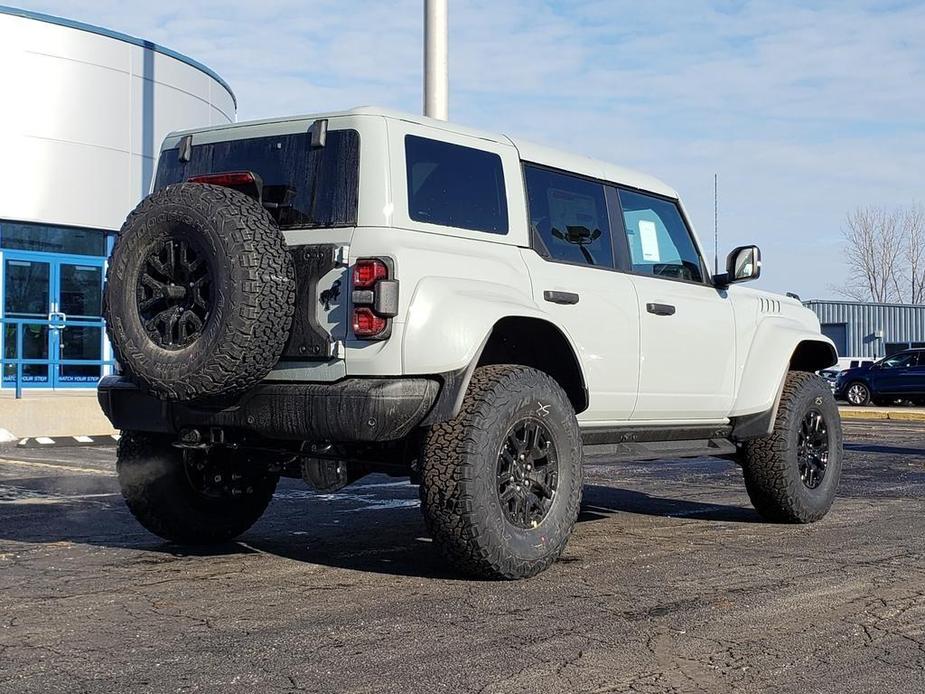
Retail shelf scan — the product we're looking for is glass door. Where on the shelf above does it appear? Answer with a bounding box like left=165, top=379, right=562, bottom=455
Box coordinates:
left=1, top=252, right=106, bottom=390
left=2, top=254, right=53, bottom=386
left=54, top=260, right=105, bottom=387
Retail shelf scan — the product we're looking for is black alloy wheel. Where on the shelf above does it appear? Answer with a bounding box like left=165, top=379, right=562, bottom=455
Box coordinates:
left=138, top=236, right=212, bottom=349
left=797, top=409, right=829, bottom=489
left=742, top=371, right=843, bottom=524
left=419, top=365, right=584, bottom=579
left=496, top=418, right=559, bottom=529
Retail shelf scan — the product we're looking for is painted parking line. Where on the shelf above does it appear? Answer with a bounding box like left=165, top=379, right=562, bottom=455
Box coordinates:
left=15, top=434, right=120, bottom=449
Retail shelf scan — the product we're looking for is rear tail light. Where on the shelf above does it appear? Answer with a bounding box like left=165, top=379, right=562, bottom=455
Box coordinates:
left=353, top=308, right=388, bottom=337
left=352, top=258, right=398, bottom=340
left=353, top=258, right=389, bottom=289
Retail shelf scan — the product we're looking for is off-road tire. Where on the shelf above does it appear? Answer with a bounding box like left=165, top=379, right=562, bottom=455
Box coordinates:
left=419, top=365, right=583, bottom=579
left=105, top=183, right=295, bottom=401
left=742, top=372, right=843, bottom=523
left=117, top=431, right=278, bottom=544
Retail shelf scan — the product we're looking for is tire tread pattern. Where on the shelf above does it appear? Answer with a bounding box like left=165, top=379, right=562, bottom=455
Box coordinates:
left=419, top=365, right=583, bottom=579
left=742, top=371, right=842, bottom=523
left=105, top=184, right=295, bottom=401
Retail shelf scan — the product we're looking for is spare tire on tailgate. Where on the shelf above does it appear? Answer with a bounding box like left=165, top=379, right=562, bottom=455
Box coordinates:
left=105, top=183, right=295, bottom=401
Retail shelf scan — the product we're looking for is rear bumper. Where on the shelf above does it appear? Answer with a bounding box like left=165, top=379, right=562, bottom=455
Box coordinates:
left=97, top=375, right=440, bottom=443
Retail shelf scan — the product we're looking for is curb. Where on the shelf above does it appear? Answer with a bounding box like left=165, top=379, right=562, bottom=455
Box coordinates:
left=839, top=407, right=925, bottom=422
left=15, top=434, right=121, bottom=449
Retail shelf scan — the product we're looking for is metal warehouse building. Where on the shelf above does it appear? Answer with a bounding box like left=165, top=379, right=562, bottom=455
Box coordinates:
left=804, top=300, right=925, bottom=360
left=0, top=6, right=235, bottom=393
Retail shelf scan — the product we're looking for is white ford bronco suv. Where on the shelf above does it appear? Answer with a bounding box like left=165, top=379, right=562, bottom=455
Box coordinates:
left=100, top=107, right=842, bottom=579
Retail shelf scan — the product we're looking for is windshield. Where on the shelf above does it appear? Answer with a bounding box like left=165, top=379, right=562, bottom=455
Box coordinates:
left=154, top=129, right=359, bottom=229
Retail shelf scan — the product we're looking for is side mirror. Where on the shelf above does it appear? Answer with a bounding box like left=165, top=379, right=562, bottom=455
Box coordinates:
left=714, top=245, right=761, bottom=287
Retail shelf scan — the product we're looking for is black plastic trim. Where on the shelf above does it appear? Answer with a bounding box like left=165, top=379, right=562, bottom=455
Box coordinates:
left=581, top=424, right=733, bottom=446
left=729, top=407, right=775, bottom=441
left=283, top=244, right=338, bottom=359
left=419, top=332, right=492, bottom=426
left=583, top=437, right=737, bottom=462
left=646, top=302, right=676, bottom=316
left=543, top=290, right=580, bottom=305
left=98, top=376, right=439, bottom=443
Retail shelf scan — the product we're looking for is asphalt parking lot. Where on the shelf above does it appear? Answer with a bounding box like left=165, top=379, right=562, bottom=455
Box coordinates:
left=1, top=421, right=923, bottom=694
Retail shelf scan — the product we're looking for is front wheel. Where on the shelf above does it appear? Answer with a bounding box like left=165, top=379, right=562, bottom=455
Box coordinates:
left=742, top=372, right=843, bottom=523
left=419, top=365, right=583, bottom=579
left=117, top=432, right=278, bottom=544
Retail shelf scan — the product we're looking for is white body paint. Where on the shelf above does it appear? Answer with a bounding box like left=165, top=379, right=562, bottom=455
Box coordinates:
left=159, top=107, right=835, bottom=426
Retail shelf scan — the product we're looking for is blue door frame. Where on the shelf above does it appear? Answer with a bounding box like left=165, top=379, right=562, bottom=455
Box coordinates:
left=1, top=249, right=110, bottom=391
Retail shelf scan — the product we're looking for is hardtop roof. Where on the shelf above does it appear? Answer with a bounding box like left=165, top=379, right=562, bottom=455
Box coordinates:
left=165, top=106, right=678, bottom=198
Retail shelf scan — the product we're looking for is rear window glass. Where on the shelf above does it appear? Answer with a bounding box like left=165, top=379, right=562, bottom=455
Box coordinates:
left=154, top=129, right=359, bottom=229
left=405, top=135, right=508, bottom=234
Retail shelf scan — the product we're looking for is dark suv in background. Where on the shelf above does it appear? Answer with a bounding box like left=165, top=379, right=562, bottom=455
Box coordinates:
left=835, top=349, right=925, bottom=406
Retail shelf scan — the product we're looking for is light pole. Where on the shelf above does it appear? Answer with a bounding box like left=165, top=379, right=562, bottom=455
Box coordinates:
left=424, top=0, right=448, bottom=120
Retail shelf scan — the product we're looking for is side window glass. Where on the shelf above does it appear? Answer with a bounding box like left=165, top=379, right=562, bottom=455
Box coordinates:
left=619, top=189, right=704, bottom=283
left=405, top=135, right=508, bottom=234
left=524, top=164, right=614, bottom=269
left=881, top=353, right=916, bottom=369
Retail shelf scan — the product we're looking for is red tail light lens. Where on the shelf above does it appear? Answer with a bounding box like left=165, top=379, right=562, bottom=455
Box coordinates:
left=353, top=258, right=388, bottom=288
left=352, top=258, right=394, bottom=340
left=188, top=171, right=256, bottom=186
left=353, top=307, right=388, bottom=338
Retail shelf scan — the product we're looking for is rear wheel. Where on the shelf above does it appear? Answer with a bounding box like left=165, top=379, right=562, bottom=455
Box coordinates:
left=844, top=381, right=870, bottom=406
left=419, top=365, right=583, bottom=579
left=117, top=432, right=278, bottom=544
left=742, top=372, right=843, bottom=523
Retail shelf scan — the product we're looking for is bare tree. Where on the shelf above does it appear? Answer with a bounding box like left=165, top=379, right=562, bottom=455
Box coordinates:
left=901, top=203, right=925, bottom=304
left=834, top=204, right=925, bottom=304
left=837, top=206, right=904, bottom=303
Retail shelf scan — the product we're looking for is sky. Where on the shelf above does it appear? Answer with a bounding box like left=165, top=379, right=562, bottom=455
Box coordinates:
left=14, top=0, right=925, bottom=299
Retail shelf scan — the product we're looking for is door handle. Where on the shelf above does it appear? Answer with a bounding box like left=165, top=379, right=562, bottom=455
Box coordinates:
left=646, top=302, right=676, bottom=316
left=544, top=290, right=580, bottom=305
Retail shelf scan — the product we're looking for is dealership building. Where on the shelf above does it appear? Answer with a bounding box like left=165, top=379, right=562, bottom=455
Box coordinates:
left=805, top=299, right=925, bottom=361
left=0, top=6, right=235, bottom=395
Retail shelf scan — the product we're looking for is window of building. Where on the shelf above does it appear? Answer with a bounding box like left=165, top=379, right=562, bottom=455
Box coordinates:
left=155, top=129, right=360, bottom=229
left=0, top=221, right=107, bottom=257
left=523, top=165, right=614, bottom=268
left=618, top=189, right=704, bottom=283
left=405, top=135, right=508, bottom=234
left=4, top=259, right=49, bottom=316
left=885, top=342, right=911, bottom=356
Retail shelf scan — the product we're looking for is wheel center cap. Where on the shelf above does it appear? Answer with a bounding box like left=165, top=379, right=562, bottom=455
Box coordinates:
left=164, top=284, right=187, bottom=300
